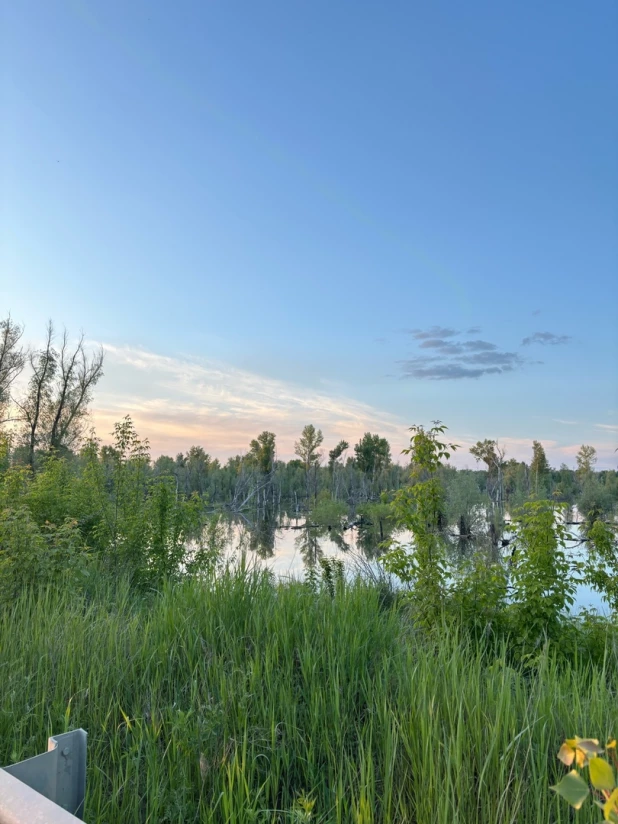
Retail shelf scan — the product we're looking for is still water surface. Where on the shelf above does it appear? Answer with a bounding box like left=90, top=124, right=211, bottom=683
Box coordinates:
left=218, top=514, right=607, bottom=614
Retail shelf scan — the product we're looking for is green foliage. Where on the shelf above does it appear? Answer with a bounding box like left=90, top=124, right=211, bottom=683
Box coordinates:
left=443, top=467, right=485, bottom=542
left=328, top=439, right=349, bottom=473
left=586, top=520, right=618, bottom=611
left=470, top=438, right=506, bottom=513
left=310, top=493, right=348, bottom=528
left=451, top=548, right=508, bottom=636
left=579, top=477, right=616, bottom=528
left=0, top=416, right=215, bottom=593
left=530, top=440, right=550, bottom=495
left=381, top=422, right=457, bottom=626
left=247, top=431, right=276, bottom=475
left=294, top=424, right=324, bottom=469
left=3, top=573, right=618, bottom=823
left=0, top=506, right=86, bottom=600
left=354, top=432, right=391, bottom=476
left=577, top=444, right=598, bottom=480
left=506, top=501, right=577, bottom=647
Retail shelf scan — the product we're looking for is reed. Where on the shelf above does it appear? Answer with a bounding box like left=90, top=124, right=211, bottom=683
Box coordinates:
left=1, top=569, right=616, bottom=823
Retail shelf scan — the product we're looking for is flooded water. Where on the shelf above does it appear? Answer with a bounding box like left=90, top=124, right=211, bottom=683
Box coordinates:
left=217, top=513, right=608, bottom=615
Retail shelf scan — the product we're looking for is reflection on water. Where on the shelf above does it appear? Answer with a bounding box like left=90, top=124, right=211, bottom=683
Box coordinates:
left=226, top=515, right=391, bottom=578
left=217, top=511, right=607, bottom=614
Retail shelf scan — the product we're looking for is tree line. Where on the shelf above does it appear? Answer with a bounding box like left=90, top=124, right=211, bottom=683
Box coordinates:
left=1, top=315, right=616, bottom=524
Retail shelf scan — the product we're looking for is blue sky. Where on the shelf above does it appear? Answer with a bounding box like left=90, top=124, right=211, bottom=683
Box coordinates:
left=2, top=1, right=617, bottom=466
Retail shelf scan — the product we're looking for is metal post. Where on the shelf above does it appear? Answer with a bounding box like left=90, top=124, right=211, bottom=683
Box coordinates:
left=0, top=729, right=87, bottom=822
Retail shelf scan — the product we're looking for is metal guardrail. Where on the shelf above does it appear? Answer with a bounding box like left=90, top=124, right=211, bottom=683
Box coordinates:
left=0, top=729, right=87, bottom=823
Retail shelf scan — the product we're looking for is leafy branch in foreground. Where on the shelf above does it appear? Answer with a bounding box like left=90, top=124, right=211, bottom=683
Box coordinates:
left=552, top=737, right=618, bottom=820
left=381, top=422, right=458, bottom=626
left=506, top=500, right=578, bottom=647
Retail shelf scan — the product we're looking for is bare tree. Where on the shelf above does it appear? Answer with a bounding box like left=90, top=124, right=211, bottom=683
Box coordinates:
left=16, top=322, right=104, bottom=466
left=16, top=322, right=56, bottom=466
left=0, top=316, right=26, bottom=423
left=48, top=329, right=104, bottom=451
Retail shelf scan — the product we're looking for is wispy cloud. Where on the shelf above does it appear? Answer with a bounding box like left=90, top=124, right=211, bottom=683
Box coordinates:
left=408, top=326, right=459, bottom=340
left=595, top=424, right=618, bottom=432
left=463, top=340, right=497, bottom=351
left=418, top=339, right=465, bottom=354
left=400, top=326, right=524, bottom=380
left=93, top=345, right=410, bottom=459
left=553, top=419, right=579, bottom=425
left=400, top=360, right=513, bottom=380
left=522, top=331, right=572, bottom=346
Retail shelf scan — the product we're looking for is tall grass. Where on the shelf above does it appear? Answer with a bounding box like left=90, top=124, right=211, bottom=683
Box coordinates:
left=1, top=570, right=616, bottom=823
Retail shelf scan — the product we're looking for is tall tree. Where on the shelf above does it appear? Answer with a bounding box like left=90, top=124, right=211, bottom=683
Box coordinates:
left=354, top=433, right=391, bottom=477
left=17, top=322, right=56, bottom=467
left=295, top=424, right=324, bottom=500
left=47, top=329, right=104, bottom=452
left=470, top=439, right=506, bottom=515
left=328, top=440, right=349, bottom=473
left=328, top=439, right=349, bottom=499
left=294, top=425, right=324, bottom=470
left=0, top=316, right=26, bottom=423
left=248, top=431, right=276, bottom=475
left=576, top=444, right=597, bottom=479
left=530, top=440, right=550, bottom=494
left=185, top=445, right=212, bottom=494
left=503, top=458, right=529, bottom=505
left=16, top=323, right=104, bottom=466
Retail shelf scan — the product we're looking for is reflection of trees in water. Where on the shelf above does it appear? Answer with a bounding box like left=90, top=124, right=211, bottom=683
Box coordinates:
left=235, top=511, right=278, bottom=558
left=249, top=515, right=277, bottom=558
left=295, top=528, right=322, bottom=567
left=326, top=529, right=348, bottom=553
left=227, top=504, right=559, bottom=583
left=355, top=523, right=396, bottom=560
left=292, top=523, right=393, bottom=569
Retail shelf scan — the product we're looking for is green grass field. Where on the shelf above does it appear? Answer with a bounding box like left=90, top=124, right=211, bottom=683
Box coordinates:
left=1, top=569, right=616, bottom=823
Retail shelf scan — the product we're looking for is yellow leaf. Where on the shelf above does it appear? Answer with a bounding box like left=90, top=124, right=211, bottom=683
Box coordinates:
left=603, top=788, right=618, bottom=821
left=589, top=756, right=616, bottom=792
left=558, top=742, right=575, bottom=766
left=608, top=740, right=617, bottom=750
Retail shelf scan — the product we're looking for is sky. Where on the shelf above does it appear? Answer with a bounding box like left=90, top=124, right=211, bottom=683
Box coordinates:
left=2, top=1, right=617, bottom=467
